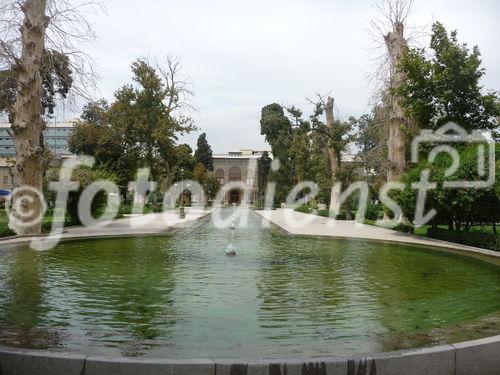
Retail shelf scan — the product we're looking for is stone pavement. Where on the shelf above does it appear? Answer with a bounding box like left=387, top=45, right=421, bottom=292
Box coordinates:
left=256, top=209, right=500, bottom=264
left=0, top=207, right=212, bottom=247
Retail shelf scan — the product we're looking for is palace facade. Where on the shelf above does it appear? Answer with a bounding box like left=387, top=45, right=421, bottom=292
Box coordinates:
left=213, top=149, right=270, bottom=204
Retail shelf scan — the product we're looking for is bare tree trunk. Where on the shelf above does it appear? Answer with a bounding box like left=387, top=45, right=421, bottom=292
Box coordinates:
left=325, top=97, right=341, bottom=211
left=385, top=22, right=407, bottom=182
left=10, top=0, right=48, bottom=235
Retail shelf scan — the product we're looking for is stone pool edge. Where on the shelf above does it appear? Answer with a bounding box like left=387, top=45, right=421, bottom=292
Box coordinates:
left=254, top=209, right=500, bottom=266
left=0, top=208, right=214, bottom=247
left=1, top=209, right=499, bottom=374
left=0, top=335, right=499, bottom=374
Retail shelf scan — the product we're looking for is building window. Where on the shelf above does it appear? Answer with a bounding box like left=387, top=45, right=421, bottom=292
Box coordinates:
left=2, top=176, right=8, bottom=186
left=228, top=166, right=241, bottom=182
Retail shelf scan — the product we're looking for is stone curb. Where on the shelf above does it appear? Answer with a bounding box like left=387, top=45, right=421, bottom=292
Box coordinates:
left=254, top=210, right=500, bottom=266
left=1, top=336, right=500, bottom=375
left=0, top=208, right=214, bottom=247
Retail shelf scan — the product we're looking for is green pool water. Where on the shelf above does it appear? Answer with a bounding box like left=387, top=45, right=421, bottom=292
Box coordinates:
left=0, top=209, right=499, bottom=359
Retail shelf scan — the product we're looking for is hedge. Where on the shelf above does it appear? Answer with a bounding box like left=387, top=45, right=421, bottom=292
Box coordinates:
left=427, top=228, right=500, bottom=252
left=294, top=205, right=348, bottom=220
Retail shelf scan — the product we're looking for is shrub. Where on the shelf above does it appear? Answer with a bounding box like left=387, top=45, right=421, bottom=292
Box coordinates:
left=0, top=225, right=15, bottom=238
left=427, top=228, right=500, bottom=251
left=295, top=204, right=312, bottom=214
left=393, top=223, right=415, bottom=234
left=317, top=210, right=347, bottom=220
left=45, top=166, right=120, bottom=226
left=396, top=144, right=500, bottom=230
left=295, top=205, right=349, bottom=220
left=365, top=200, right=384, bottom=221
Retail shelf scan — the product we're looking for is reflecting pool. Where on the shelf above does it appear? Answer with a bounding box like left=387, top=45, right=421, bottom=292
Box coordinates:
left=0, top=209, right=499, bottom=358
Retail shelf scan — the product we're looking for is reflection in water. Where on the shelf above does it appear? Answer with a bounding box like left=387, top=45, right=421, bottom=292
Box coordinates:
left=0, top=209, right=499, bottom=358
left=42, top=237, right=179, bottom=356
left=0, top=249, right=61, bottom=348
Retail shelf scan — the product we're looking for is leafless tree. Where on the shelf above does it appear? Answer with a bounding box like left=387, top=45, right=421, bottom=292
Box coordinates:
left=0, top=0, right=102, bottom=235
left=367, top=0, right=422, bottom=182
left=307, top=94, right=352, bottom=212
left=156, top=56, right=196, bottom=116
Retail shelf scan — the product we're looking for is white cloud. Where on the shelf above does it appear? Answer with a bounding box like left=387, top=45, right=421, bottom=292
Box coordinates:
left=62, top=0, right=499, bottom=153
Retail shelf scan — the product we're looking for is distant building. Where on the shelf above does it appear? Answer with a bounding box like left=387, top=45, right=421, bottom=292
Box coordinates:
left=0, top=121, right=76, bottom=158
left=0, top=121, right=76, bottom=190
left=212, top=149, right=271, bottom=204
left=0, top=158, right=13, bottom=190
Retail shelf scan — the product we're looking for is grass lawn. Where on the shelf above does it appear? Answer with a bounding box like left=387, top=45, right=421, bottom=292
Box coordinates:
left=414, top=225, right=497, bottom=237
left=0, top=209, right=66, bottom=238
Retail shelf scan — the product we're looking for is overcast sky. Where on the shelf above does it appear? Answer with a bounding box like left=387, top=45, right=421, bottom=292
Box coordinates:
left=64, top=0, right=500, bottom=153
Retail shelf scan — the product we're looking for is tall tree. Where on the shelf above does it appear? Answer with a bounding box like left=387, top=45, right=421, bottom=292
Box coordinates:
left=287, top=106, right=312, bottom=183
left=324, top=97, right=341, bottom=209
left=257, top=151, right=272, bottom=195
left=7, top=0, right=48, bottom=235
left=399, top=22, right=499, bottom=134
left=370, top=0, right=416, bottom=182
left=170, top=144, right=196, bottom=182
left=194, top=133, right=213, bottom=172
left=260, top=103, right=294, bottom=204
left=0, top=0, right=98, bottom=234
left=70, top=58, right=196, bottom=191
left=68, top=100, right=141, bottom=190
left=309, top=97, right=354, bottom=211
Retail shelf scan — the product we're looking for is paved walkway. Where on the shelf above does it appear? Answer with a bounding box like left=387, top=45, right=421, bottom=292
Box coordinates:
left=256, top=209, right=500, bottom=264
left=0, top=208, right=212, bottom=246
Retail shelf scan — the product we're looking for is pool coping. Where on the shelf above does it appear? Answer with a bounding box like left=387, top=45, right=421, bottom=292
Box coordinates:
left=1, top=209, right=500, bottom=374
left=255, top=209, right=500, bottom=266
left=0, top=208, right=214, bottom=248
left=1, top=335, right=500, bottom=374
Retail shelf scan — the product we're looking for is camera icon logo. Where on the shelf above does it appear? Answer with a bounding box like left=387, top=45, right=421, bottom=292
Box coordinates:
left=411, top=122, right=496, bottom=189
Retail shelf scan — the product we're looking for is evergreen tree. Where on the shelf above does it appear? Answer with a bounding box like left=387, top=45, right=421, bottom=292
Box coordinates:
left=257, top=151, right=272, bottom=194
left=260, top=104, right=294, bottom=204
left=194, top=133, right=214, bottom=172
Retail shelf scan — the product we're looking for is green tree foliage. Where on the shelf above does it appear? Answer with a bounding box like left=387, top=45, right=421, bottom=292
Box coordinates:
left=0, top=50, right=73, bottom=119
left=257, top=151, right=272, bottom=195
left=260, top=104, right=294, bottom=203
left=309, top=102, right=354, bottom=162
left=171, top=144, right=197, bottom=182
left=309, top=132, right=331, bottom=204
left=192, top=162, right=207, bottom=184
left=194, top=133, right=214, bottom=171
left=69, top=100, right=141, bottom=189
left=399, top=22, right=499, bottom=134
left=191, top=162, right=220, bottom=201
left=69, top=59, right=196, bottom=190
left=45, top=166, right=119, bottom=226
left=396, top=144, right=500, bottom=231
left=260, top=101, right=356, bottom=206
left=204, top=174, right=220, bottom=201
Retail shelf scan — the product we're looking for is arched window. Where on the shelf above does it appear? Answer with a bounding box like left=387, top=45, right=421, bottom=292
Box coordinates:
left=215, top=169, right=225, bottom=184
left=228, top=166, right=241, bottom=182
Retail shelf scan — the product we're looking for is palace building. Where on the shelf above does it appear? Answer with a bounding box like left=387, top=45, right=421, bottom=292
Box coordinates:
left=213, top=149, right=270, bottom=204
